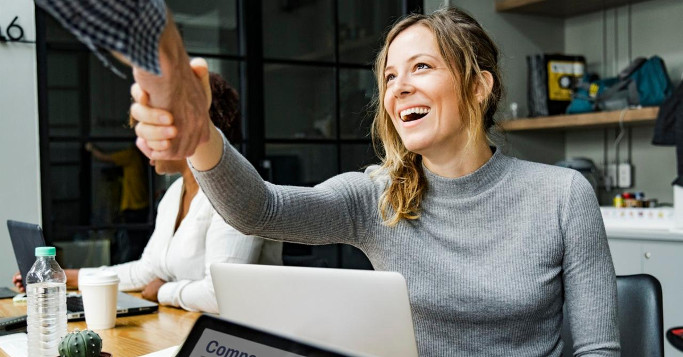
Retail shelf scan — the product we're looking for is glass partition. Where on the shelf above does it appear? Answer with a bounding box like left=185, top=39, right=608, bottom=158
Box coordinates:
left=264, top=65, right=335, bottom=139
left=168, top=0, right=240, bottom=56
left=340, top=68, right=377, bottom=139
left=265, top=144, right=337, bottom=185
left=262, top=0, right=334, bottom=62
left=338, top=0, right=403, bottom=65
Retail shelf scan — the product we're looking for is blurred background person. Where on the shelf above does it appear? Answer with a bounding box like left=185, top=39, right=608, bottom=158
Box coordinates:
left=85, top=141, right=150, bottom=264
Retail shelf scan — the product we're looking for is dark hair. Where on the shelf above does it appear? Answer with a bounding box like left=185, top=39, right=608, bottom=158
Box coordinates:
left=209, top=72, right=242, bottom=143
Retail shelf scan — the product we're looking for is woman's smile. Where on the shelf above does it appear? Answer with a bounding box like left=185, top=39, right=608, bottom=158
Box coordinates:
left=399, top=106, right=431, bottom=122
left=383, top=24, right=465, bottom=159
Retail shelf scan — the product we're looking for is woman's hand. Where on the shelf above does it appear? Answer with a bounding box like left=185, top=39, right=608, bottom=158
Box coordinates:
left=141, top=278, right=166, bottom=302
left=132, top=58, right=212, bottom=160
left=131, top=13, right=212, bottom=160
left=132, top=58, right=224, bottom=171
left=12, top=271, right=24, bottom=293
left=64, top=269, right=80, bottom=289
left=12, top=269, right=79, bottom=292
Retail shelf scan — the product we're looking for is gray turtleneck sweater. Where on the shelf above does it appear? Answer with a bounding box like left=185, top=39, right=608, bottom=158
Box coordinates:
left=192, top=135, right=619, bottom=356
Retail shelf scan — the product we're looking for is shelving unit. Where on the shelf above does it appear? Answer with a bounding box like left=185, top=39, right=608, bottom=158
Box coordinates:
left=500, top=106, right=659, bottom=131
left=495, top=0, right=655, bottom=17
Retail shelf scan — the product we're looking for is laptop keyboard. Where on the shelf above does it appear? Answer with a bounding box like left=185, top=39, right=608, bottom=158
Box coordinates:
left=0, top=287, right=17, bottom=299
left=66, top=295, right=83, bottom=312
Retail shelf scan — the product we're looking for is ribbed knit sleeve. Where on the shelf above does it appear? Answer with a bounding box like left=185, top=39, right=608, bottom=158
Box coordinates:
left=561, top=172, right=620, bottom=356
left=191, top=133, right=377, bottom=247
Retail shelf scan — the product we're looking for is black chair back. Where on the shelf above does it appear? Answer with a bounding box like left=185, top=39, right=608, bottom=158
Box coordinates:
left=667, top=327, right=683, bottom=352
left=561, top=274, right=663, bottom=356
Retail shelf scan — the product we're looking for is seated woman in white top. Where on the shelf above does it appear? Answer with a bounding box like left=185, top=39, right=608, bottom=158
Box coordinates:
left=13, top=73, right=281, bottom=313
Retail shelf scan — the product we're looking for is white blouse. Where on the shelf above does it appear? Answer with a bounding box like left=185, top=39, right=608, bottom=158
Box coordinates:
left=81, top=177, right=281, bottom=313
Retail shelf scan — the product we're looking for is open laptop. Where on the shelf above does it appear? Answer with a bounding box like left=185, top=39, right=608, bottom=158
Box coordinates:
left=210, top=263, right=418, bottom=357
left=6, top=220, right=157, bottom=320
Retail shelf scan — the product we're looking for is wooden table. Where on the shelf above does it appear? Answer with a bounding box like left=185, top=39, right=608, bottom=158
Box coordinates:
left=0, top=293, right=202, bottom=356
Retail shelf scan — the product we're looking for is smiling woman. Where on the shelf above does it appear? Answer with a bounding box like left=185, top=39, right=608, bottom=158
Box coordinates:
left=130, top=6, right=620, bottom=357
left=374, top=14, right=502, bottom=225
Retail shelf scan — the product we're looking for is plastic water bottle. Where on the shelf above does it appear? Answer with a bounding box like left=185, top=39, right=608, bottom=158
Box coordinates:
left=25, top=246, right=67, bottom=357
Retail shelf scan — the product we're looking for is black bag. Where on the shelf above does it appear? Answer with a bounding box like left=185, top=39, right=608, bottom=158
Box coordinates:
left=652, top=81, right=683, bottom=185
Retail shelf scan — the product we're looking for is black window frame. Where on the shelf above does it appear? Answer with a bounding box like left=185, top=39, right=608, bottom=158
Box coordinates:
left=35, top=0, right=423, bottom=268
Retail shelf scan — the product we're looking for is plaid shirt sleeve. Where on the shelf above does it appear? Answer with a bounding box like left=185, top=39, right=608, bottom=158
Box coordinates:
left=35, top=0, right=167, bottom=75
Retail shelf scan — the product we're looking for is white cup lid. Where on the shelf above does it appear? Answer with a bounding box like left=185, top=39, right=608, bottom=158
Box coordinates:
left=79, top=270, right=120, bottom=286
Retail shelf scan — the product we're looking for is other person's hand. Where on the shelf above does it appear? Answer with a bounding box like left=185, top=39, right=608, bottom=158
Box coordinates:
left=84, top=142, right=94, bottom=152
left=131, top=13, right=211, bottom=161
left=64, top=269, right=80, bottom=289
left=132, top=58, right=212, bottom=160
left=12, top=271, right=24, bottom=293
left=141, top=278, right=166, bottom=303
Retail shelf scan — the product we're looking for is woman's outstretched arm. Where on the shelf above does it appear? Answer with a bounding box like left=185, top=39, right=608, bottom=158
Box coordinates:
left=131, top=73, right=378, bottom=247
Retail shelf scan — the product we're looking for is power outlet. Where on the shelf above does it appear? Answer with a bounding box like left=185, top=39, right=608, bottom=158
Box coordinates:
left=606, top=164, right=618, bottom=189
left=618, top=163, right=632, bottom=188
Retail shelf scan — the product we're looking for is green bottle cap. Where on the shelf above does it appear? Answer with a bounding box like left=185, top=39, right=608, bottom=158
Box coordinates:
left=35, top=246, right=56, bottom=256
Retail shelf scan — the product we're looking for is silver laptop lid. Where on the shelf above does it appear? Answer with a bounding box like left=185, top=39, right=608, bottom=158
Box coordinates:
left=210, top=263, right=418, bottom=357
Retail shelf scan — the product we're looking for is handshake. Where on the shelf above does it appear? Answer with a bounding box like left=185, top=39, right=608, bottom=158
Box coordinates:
left=131, top=57, right=211, bottom=161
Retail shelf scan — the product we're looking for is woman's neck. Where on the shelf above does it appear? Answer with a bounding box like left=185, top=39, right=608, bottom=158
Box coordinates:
left=422, top=140, right=493, bottom=178
left=179, top=165, right=199, bottom=197
left=174, top=164, right=200, bottom=233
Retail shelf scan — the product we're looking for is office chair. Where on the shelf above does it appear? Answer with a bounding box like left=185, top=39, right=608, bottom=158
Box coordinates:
left=561, top=274, right=663, bottom=357
left=667, top=327, right=683, bottom=352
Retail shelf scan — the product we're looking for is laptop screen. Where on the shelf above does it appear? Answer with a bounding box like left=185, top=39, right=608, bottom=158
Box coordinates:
left=176, top=314, right=355, bottom=357
left=6, top=220, right=46, bottom=281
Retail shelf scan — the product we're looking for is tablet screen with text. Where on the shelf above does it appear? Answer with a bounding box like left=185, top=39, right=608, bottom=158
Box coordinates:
left=176, top=314, right=358, bottom=357
left=189, top=328, right=305, bottom=357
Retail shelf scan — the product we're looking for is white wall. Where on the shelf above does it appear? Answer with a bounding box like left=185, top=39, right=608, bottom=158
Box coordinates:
left=565, top=0, right=683, bottom=204
left=434, top=0, right=566, bottom=118
left=430, top=0, right=567, bottom=163
left=425, top=0, right=448, bottom=13
left=427, top=0, right=681, bottom=204
left=0, top=0, right=41, bottom=285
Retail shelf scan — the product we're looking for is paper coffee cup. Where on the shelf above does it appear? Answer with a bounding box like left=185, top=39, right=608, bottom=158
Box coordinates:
left=79, top=271, right=119, bottom=330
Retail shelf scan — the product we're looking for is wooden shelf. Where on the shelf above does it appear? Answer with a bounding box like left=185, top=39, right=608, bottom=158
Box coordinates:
left=500, top=106, right=659, bottom=131
left=495, top=0, right=655, bottom=18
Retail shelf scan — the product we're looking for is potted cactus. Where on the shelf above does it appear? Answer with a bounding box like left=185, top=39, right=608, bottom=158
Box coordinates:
left=58, top=328, right=110, bottom=357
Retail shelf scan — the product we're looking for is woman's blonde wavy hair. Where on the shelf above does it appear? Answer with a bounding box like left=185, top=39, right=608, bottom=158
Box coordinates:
left=371, top=7, right=503, bottom=226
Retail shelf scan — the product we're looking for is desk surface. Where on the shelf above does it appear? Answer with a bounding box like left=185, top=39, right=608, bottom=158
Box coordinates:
left=0, top=293, right=201, bottom=356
